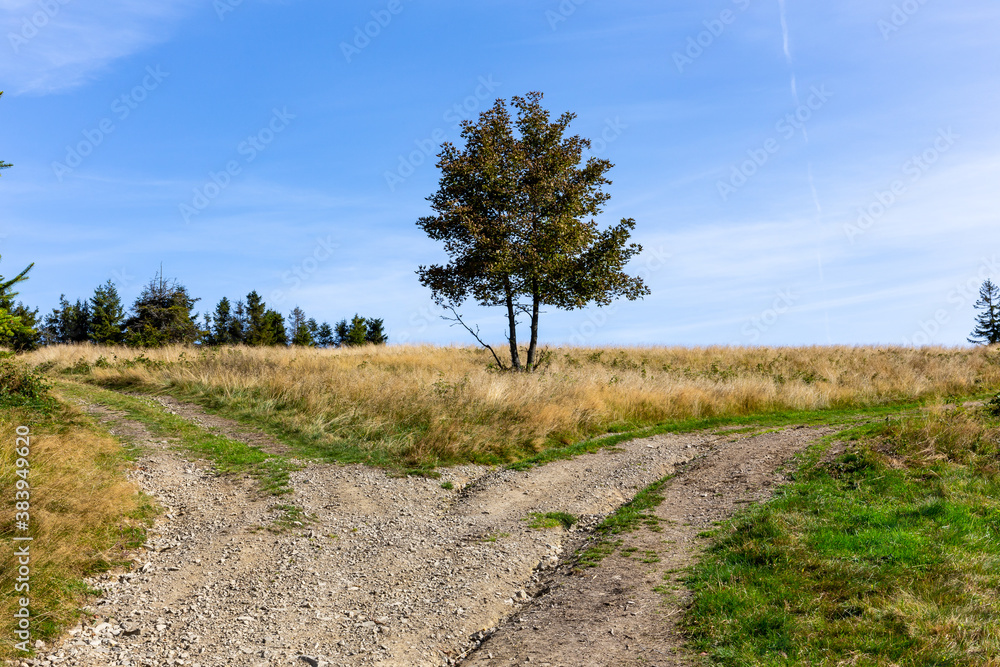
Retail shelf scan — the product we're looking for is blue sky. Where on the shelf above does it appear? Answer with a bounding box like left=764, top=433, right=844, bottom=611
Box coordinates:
left=1, top=0, right=998, bottom=346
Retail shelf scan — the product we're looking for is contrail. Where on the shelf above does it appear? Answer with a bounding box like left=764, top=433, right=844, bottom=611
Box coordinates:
left=779, top=0, right=832, bottom=343
left=778, top=0, right=798, bottom=103
left=808, top=163, right=822, bottom=216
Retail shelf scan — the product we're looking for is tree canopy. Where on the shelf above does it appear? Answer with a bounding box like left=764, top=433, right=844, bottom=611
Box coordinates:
left=416, top=91, right=648, bottom=370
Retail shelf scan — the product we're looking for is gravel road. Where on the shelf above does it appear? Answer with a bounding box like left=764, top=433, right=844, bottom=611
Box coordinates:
left=16, top=396, right=829, bottom=667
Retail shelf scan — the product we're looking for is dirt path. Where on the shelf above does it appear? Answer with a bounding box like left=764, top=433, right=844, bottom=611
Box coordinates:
left=461, top=426, right=830, bottom=666
left=24, top=397, right=830, bottom=667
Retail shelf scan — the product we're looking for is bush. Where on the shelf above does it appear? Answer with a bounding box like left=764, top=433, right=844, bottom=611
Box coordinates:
left=0, top=355, right=52, bottom=408
left=985, top=392, right=1000, bottom=417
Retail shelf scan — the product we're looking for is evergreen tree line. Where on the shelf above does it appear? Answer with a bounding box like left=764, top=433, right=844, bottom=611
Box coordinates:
left=203, top=292, right=386, bottom=348
left=4, top=270, right=386, bottom=351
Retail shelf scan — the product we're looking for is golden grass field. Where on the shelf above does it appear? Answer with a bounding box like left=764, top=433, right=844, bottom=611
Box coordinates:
left=23, top=343, right=1000, bottom=467
left=4, top=344, right=1000, bottom=660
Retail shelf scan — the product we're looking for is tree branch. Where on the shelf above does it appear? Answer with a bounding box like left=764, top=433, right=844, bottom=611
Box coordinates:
left=441, top=305, right=508, bottom=371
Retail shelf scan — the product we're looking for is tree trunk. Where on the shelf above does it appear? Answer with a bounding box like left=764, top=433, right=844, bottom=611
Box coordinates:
left=526, top=284, right=540, bottom=370
left=505, top=287, right=521, bottom=370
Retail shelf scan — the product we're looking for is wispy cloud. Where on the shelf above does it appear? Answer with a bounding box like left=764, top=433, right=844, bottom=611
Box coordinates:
left=777, top=0, right=791, bottom=61
left=1, top=0, right=199, bottom=94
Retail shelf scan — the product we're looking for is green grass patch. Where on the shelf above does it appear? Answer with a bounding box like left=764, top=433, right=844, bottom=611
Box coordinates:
left=577, top=539, right=623, bottom=569
left=56, top=381, right=297, bottom=495
left=574, top=474, right=676, bottom=569
left=682, top=404, right=1000, bottom=666
left=599, top=476, right=670, bottom=535
left=480, top=531, right=510, bottom=543
left=527, top=512, right=578, bottom=530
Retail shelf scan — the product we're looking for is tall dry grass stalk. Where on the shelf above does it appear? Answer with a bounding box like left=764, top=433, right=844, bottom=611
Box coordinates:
left=23, top=344, right=1000, bottom=466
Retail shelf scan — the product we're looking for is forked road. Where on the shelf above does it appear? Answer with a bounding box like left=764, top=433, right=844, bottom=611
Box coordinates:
left=36, top=397, right=831, bottom=667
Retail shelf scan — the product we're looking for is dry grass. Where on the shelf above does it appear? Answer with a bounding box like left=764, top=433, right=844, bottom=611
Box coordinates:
left=22, top=343, right=1000, bottom=467
left=0, top=396, right=155, bottom=657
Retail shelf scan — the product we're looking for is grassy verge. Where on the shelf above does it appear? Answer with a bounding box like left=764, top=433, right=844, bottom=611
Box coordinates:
left=682, top=401, right=1000, bottom=665
left=55, top=381, right=297, bottom=496
left=1, top=358, right=158, bottom=660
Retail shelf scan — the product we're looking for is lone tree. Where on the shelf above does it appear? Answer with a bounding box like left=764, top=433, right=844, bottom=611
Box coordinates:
left=969, top=279, right=1000, bottom=345
left=416, top=91, right=648, bottom=371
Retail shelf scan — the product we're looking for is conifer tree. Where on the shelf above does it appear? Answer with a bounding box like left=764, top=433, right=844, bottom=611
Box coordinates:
left=4, top=303, right=40, bottom=351
left=229, top=299, right=247, bottom=344
left=245, top=291, right=267, bottom=345
left=67, top=298, right=91, bottom=343
left=316, top=321, right=334, bottom=348
left=62, top=299, right=90, bottom=343
left=346, top=314, right=368, bottom=346
left=41, top=297, right=67, bottom=345
left=259, top=310, right=287, bottom=346
left=124, top=270, right=200, bottom=347
left=288, top=306, right=313, bottom=346
left=89, top=280, right=126, bottom=344
left=40, top=295, right=89, bottom=344
left=209, top=297, right=235, bottom=346
left=0, top=252, right=33, bottom=346
left=334, top=319, right=349, bottom=347
left=969, top=279, right=1000, bottom=345
left=364, top=317, right=387, bottom=345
